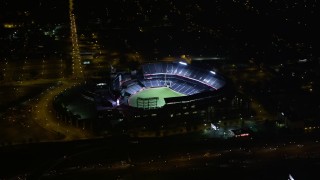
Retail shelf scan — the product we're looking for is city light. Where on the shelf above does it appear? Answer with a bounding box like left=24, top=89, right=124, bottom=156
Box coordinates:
left=179, top=61, right=187, bottom=65
left=97, top=83, right=106, bottom=86
left=211, top=123, right=217, bottom=130
left=289, top=174, right=294, bottom=180
left=235, top=133, right=250, bottom=137
left=0, top=1, right=318, bottom=178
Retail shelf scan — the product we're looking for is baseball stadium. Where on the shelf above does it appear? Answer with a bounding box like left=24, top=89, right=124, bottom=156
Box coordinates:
left=53, top=60, right=232, bottom=136
left=117, top=61, right=226, bottom=109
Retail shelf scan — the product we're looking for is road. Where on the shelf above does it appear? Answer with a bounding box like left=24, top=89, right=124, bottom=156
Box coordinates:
left=31, top=80, right=93, bottom=141
left=29, top=0, right=90, bottom=141
left=0, top=0, right=92, bottom=143
left=13, top=136, right=320, bottom=179
left=69, top=0, right=84, bottom=80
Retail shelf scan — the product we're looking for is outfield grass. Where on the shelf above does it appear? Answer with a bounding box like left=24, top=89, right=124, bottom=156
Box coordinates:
left=128, top=87, right=184, bottom=108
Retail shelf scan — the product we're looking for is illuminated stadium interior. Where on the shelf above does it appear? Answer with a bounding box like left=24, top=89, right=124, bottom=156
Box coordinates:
left=120, top=61, right=226, bottom=109
left=128, top=87, right=184, bottom=108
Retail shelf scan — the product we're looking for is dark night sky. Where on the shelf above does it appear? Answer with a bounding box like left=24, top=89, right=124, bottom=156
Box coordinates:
left=0, top=0, right=319, bottom=61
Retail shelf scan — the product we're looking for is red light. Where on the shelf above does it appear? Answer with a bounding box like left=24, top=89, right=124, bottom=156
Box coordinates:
left=235, top=133, right=249, bottom=137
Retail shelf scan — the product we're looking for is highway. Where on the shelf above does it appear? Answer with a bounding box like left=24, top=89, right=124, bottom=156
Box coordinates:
left=31, top=80, right=93, bottom=141
left=69, top=0, right=84, bottom=80
left=29, top=0, right=90, bottom=141
left=40, top=138, right=320, bottom=179
left=0, top=0, right=91, bottom=143
left=2, top=135, right=319, bottom=179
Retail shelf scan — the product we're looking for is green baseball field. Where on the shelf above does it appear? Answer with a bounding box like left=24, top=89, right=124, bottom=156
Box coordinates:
left=128, top=87, right=185, bottom=108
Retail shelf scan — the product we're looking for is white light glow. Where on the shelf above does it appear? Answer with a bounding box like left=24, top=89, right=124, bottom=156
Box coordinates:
left=211, top=123, right=217, bottom=130
left=298, top=59, right=307, bottom=63
left=289, top=174, right=294, bottom=180
left=97, top=83, right=106, bottom=86
left=210, top=71, right=216, bottom=75
left=179, top=61, right=187, bottom=65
